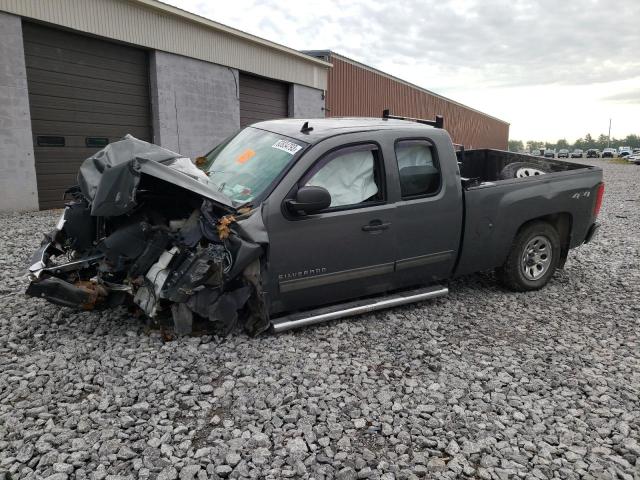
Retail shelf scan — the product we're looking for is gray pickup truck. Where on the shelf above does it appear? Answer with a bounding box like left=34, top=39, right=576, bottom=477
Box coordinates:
left=26, top=114, right=604, bottom=335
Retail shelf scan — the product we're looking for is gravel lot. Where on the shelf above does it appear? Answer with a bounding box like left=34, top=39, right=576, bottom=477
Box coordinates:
left=1, top=159, right=638, bottom=480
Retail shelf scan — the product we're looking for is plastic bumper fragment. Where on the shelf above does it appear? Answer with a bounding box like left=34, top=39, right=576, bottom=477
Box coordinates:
left=25, top=277, right=107, bottom=310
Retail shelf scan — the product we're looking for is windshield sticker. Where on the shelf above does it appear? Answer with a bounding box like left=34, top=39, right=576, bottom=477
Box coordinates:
left=236, top=148, right=256, bottom=164
left=272, top=139, right=302, bottom=155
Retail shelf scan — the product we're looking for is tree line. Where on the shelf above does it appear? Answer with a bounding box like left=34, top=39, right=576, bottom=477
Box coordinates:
left=508, top=133, right=640, bottom=152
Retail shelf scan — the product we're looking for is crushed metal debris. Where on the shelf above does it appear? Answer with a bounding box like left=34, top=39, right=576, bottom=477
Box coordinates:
left=26, top=135, right=270, bottom=336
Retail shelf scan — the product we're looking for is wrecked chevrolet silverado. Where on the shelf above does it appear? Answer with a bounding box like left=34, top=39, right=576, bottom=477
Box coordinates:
left=27, top=113, right=604, bottom=334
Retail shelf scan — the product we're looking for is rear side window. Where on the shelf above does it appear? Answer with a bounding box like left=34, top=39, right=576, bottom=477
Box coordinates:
left=395, top=140, right=441, bottom=198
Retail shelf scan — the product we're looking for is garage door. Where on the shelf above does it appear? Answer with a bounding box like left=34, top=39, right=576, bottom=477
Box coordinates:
left=239, top=73, right=289, bottom=127
left=23, top=22, right=152, bottom=210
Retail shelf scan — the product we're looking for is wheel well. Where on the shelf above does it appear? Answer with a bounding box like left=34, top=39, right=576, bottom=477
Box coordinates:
left=517, top=213, right=573, bottom=268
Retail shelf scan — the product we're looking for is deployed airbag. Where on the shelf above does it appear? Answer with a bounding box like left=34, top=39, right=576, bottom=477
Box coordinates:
left=305, top=150, right=378, bottom=207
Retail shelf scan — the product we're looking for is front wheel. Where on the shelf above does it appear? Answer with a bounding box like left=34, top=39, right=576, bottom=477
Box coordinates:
left=496, top=221, right=561, bottom=291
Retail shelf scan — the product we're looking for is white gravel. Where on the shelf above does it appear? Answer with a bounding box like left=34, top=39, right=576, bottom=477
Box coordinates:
left=0, top=159, right=638, bottom=480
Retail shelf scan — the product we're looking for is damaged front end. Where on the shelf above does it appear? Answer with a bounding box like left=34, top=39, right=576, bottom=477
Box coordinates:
left=26, top=135, right=270, bottom=336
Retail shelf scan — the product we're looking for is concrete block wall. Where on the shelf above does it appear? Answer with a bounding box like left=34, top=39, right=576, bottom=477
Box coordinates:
left=0, top=12, right=38, bottom=211
left=0, top=30, right=324, bottom=212
left=289, top=84, right=325, bottom=119
left=150, top=51, right=241, bottom=158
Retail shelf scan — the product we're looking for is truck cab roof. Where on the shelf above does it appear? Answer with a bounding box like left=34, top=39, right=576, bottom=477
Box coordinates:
left=250, top=117, right=439, bottom=144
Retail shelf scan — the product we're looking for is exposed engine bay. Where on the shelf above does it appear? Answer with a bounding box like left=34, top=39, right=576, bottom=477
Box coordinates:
left=26, top=135, right=270, bottom=336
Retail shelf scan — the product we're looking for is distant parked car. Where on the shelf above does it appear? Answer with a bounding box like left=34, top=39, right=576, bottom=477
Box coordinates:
left=571, top=149, right=584, bottom=158
left=586, top=149, right=600, bottom=158
left=618, top=146, right=632, bottom=157
left=602, top=148, right=616, bottom=158
left=558, top=149, right=570, bottom=158
left=627, top=153, right=640, bottom=164
left=633, top=148, right=640, bottom=154
left=544, top=149, right=556, bottom=158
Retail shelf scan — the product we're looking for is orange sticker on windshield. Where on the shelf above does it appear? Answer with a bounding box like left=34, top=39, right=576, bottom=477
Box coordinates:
left=236, top=149, right=255, bottom=164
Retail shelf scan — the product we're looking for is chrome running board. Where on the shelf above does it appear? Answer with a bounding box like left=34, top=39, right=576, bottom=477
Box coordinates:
left=271, top=285, right=448, bottom=333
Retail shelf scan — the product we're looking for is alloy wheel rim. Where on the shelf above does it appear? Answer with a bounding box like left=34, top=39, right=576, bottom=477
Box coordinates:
left=521, top=235, right=552, bottom=280
left=516, top=167, right=547, bottom=178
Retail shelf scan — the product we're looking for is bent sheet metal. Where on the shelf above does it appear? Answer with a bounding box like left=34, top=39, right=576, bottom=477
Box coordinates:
left=26, top=135, right=270, bottom=335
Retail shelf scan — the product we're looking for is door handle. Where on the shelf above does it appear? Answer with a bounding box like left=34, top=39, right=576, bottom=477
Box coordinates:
left=362, top=220, right=391, bottom=232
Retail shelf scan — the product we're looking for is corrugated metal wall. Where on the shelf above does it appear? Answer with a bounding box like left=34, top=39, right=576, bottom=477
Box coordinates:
left=0, top=0, right=329, bottom=90
left=326, top=55, right=509, bottom=149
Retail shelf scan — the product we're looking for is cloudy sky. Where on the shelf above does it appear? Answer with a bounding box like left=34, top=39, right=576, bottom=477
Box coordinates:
left=165, top=0, right=639, bottom=142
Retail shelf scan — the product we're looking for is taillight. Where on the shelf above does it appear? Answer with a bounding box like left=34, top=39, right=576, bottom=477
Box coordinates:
left=593, top=183, right=604, bottom=218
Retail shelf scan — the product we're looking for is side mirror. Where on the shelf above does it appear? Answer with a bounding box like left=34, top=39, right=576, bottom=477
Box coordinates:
left=286, top=186, right=331, bottom=215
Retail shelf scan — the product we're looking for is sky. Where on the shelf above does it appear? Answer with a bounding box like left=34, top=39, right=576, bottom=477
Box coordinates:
left=164, top=0, right=639, bottom=142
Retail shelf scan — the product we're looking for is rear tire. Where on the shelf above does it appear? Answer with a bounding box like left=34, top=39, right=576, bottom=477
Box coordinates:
left=496, top=221, right=561, bottom=291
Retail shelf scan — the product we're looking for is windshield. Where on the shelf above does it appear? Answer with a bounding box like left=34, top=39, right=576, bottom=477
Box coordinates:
left=201, top=128, right=307, bottom=205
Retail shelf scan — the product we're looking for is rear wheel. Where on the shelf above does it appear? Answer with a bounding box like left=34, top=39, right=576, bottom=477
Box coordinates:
left=496, top=221, right=561, bottom=291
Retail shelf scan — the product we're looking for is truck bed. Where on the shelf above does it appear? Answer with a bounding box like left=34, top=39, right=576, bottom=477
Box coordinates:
left=453, top=149, right=602, bottom=277
left=457, top=149, right=588, bottom=183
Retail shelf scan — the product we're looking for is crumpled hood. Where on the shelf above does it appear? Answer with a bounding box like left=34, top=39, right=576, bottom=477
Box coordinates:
left=78, top=134, right=234, bottom=216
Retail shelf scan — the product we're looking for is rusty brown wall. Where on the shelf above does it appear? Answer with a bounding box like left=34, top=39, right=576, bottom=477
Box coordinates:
left=326, top=56, right=509, bottom=149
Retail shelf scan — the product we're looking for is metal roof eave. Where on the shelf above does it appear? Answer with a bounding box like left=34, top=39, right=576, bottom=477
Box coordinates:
left=135, top=0, right=332, bottom=69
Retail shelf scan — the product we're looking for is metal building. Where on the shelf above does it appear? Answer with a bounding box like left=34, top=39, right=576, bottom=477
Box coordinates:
left=0, top=1, right=509, bottom=212
left=0, top=0, right=329, bottom=211
left=306, top=51, right=509, bottom=150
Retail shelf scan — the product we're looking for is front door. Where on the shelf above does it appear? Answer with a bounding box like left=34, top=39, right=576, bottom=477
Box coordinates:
left=265, top=141, right=396, bottom=315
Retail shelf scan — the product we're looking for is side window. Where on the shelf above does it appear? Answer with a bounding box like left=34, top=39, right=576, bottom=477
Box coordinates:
left=303, top=144, right=384, bottom=208
left=395, top=140, right=441, bottom=198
